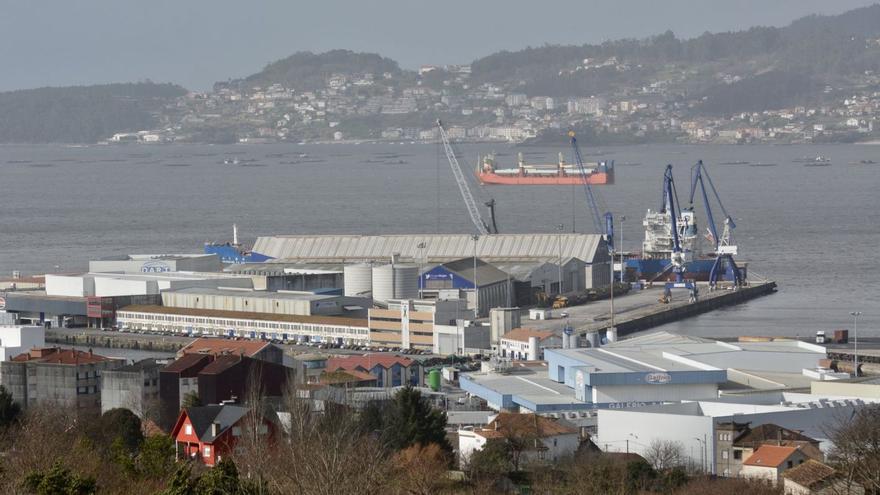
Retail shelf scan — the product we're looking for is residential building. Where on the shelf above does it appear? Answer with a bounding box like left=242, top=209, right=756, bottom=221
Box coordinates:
left=741, top=445, right=809, bottom=485
left=1, top=348, right=124, bottom=411
left=0, top=325, right=45, bottom=361
left=458, top=412, right=580, bottom=465
left=178, top=337, right=284, bottom=365
left=782, top=459, right=864, bottom=495
left=326, top=354, right=423, bottom=388
left=172, top=404, right=276, bottom=467
left=101, top=358, right=162, bottom=419
left=715, top=422, right=823, bottom=477
left=499, top=328, right=561, bottom=360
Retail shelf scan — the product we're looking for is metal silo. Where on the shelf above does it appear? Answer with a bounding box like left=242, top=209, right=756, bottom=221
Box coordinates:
left=372, top=264, right=395, bottom=303
left=344, top=263, right=373, bottom=297
left=392, top=264, right=419, bottom=300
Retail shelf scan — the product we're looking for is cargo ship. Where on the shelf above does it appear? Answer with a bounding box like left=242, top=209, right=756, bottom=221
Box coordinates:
left=624, top=207, right=746, bottom=282
left=477, top=152, right=613, bottom=185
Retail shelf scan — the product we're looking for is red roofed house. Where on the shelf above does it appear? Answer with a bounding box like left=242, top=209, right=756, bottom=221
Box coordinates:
left=782, top=459, right=864, bottom=495
left=499, top=328, right=562, bottom=361
left=171, top=404, right=277, bottom=467
left=326, top=354, right=424, bottom=388
left=458, top=412, right=580, bottom=465
left=0, top=347, right=124, bottom=411
left=741, top=444, right=809, bottom=485
left=178, top=337, right=284, bottom=365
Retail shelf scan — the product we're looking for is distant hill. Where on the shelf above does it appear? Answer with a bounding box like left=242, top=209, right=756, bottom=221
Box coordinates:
left=240, top=49, right=403, bottom=90
left=0, top=82, right=186, bottom=143
left=471, top=4, right=880, bottom=113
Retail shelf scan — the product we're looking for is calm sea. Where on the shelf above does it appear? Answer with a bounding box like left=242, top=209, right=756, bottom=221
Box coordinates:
left=0, top=142, right=877, bottom=338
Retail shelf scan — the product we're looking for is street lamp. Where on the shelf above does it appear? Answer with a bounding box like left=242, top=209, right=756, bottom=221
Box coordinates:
left=471, top=234, right=479, bottom=319
left=417, top=242, right=427, bottom=299
left=619, top=216, right=626, bottom=283
left=851, top=311, right=862, bottom=377
left=693, top=436, right=708, bottom=473
left=556, top=224, right=565, bottom=295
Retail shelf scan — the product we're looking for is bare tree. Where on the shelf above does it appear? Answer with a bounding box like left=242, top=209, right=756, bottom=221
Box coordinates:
left=827, top=405, right=880, bottom=493
left=644, top=439, right=686, bottom=472
left=388, top=443, right=452, bottom=495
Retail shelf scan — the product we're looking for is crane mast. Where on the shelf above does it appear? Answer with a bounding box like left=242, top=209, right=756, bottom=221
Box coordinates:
left=689, top=160, right=742, bottom=288
left=437, top=120, right=491, bottom=235
left=569, top=131, right=606, bottom=237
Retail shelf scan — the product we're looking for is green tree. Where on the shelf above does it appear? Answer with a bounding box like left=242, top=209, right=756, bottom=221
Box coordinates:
left=182, top=392, right=202, bottom=409
left=382, top=386, right=451, bottom=454
left=21, top=461, right=97, bottom=495
left=0, top=384, right=21, bottom=427
left=137, top=434, right=176, bottom=479
left=194, top=458, right=243, bottom=494
left=157, top=463, right=195, bottom=495
left=97, top=408, right=144, bottom=455
left=467, top=440, right=513, bottom=480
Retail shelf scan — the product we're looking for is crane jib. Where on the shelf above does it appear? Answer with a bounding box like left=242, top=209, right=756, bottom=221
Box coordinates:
left=437, top=123, right=490, bottom=235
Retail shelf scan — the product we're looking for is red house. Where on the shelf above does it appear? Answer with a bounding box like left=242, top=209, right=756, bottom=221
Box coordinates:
left=171, top=404, right=275, bottom=467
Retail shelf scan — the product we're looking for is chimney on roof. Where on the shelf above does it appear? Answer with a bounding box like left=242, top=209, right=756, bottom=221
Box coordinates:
left=211, top=422, right=220, bottom=437
left=777, top=427, right=782, bottom=446
left=88, top=348, right=93, bottom=357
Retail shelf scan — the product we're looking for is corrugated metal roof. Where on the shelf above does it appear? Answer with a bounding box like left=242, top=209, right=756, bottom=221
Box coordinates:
left=251, top=233, right=606, bottom=264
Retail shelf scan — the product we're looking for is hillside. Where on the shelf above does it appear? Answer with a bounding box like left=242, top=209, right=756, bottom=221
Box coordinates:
left=0, top=82, right=186, bottom=143
left=240, top=49, right=404, bottom=90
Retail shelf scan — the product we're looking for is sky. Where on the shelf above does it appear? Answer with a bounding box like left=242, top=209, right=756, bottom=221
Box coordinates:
left=0, top=0, right=877, bottom=92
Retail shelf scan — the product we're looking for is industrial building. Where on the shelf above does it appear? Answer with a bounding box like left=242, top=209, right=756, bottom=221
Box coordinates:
left=89, top=254, right=222, bottom=273
left=420, top=258, right=513, bottom=317
left=101, top=358, right=162, bottom=419
left=499, top=328, right=562, bottom=361
left=1, top=290, right=161, bottom=328
left=117, top=305, right=370, bottom=344
left=45, top=272, right=253, bottom=298
left=223, top=263, right=344, bottom=292
left=1, top=348, right=124, bottom=410
left=596, top=392, right=877, bottom=475
left=460, top=332, right=831, bottom=414
left=161, top=287, right=368, bottom=318
left=368, top=298, right=469, bottom=350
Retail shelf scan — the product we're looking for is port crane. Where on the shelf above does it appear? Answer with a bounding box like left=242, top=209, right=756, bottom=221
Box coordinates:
left=661, top=164, right=697, bottom=303
left=569, top=131, right=613, bottom=247
left=437, top=120, right=498, bottom=235
left=688, top=160, right=743, bottom=289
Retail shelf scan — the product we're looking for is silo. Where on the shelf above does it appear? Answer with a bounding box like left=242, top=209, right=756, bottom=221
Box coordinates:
left=392, top=264, right=419, bottom=299
left=372, top=264, right=395, bottom=303
left=344, top=263, right=373, bottom=297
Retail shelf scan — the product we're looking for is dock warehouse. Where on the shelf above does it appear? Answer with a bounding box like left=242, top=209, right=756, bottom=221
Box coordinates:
left=89, top=254, right=222, bottom=273
left=160, top=287, right=369, bottom=318
left=116, top=305, right=370, bottom=344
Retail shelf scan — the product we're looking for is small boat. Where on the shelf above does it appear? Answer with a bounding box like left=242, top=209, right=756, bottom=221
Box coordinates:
left=719, top=161, right=749, bottom=165
left=749, top=162, right=777, bottom=167
left=794, top=155, right=831, bottom=164
left=222, top=158, right=240, bottom=165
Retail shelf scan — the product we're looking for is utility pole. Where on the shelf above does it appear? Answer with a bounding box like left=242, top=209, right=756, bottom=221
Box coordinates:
left=851, top=311, right=862, bottom=377
left=472, top=234, right=480, bottom=319
left=619, top=215, right=626, bottom=283
left=609, top=247, right=615, bottom=335
left=556, top=224, right=565, bottom=295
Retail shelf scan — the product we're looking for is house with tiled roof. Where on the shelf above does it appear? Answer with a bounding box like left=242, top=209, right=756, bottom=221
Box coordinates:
left=326, top=353, right=423, bottom=388
left=499, top=328, right=561, bottom=361
left=741, top=444, right=809, bottom=485
left=782, top=459, right=864, bottom=495
left=458, top=412, right=580, bottom=465
left=171, top=404, right=277, bottom=467
left=178, top=337, right=283, bottom=365
left=715, top=422, right=823, bottom=478
left=0, top=347, right=124, bottom=411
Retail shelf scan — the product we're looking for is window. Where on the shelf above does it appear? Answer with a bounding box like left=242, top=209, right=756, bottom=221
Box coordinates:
left=721, top=450, right=729, bottom=460
left=786, top=461, right=793, bottom=469
left=185, top=424, right=192, bottom=435
left=232, top=426, right=242, bottom=437
left=203, top=446, right=211, bottom=457
left=733, top=450, right=742, bottom=460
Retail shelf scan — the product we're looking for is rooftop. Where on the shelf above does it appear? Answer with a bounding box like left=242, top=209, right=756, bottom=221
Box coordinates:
left=180, top=337, right=272, bottom=358
left=474, top=412, right=578, bottom=439
left=782, top=459, right=837, bottom=488
left=501, top=328, right=557, bottom=343
left=163, top=286, right=335, bottom=302
left=327, top=354, right=416, bottom=371
left=743, top=445, right=799, bottom=467
left=181, top=405, right=250, bottom=443
left=11, top=347, right=115, bottom=365
left=439, top=257, right=511, bottom=286
left=119, top=305, right=368, bottom=328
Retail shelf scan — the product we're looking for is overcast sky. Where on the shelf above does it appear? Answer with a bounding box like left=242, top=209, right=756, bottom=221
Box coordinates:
left=1, top=0, right=877, bottom=92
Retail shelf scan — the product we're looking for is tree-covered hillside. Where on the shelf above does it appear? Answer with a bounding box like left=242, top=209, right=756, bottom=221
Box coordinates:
left=242, top=49, right=403, bottom=90
left=0, top=83, right=186, bottom=143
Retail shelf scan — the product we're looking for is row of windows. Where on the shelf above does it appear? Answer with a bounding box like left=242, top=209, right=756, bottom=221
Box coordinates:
left=118, top=313, right=368, bottom=336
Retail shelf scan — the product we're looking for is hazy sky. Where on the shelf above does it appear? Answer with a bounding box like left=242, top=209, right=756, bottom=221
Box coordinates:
left=1, top=0, right=877, bottom=92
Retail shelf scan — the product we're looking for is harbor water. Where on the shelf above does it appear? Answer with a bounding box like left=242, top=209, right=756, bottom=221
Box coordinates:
left=0, top=142, right=877, bottom=339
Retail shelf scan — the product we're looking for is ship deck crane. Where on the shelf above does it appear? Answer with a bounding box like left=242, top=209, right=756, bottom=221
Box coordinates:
left=569, top=131, right=613, bottom=247
left=689, top=160, right=743, bottom=289
left=437, top=120, right=498, bottom=235
left=661, top=164, right=697, bottom=303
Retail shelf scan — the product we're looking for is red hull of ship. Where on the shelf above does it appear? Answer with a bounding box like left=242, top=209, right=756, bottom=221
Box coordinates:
left=478, top=171, right=612, bottom=185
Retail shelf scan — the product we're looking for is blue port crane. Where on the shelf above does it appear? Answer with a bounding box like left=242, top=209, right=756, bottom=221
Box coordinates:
left=661, top=164, right=697, bottom=303
left=569, top=131, right=613, bottom=249
left=688, top=160, right=743, bottom=289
